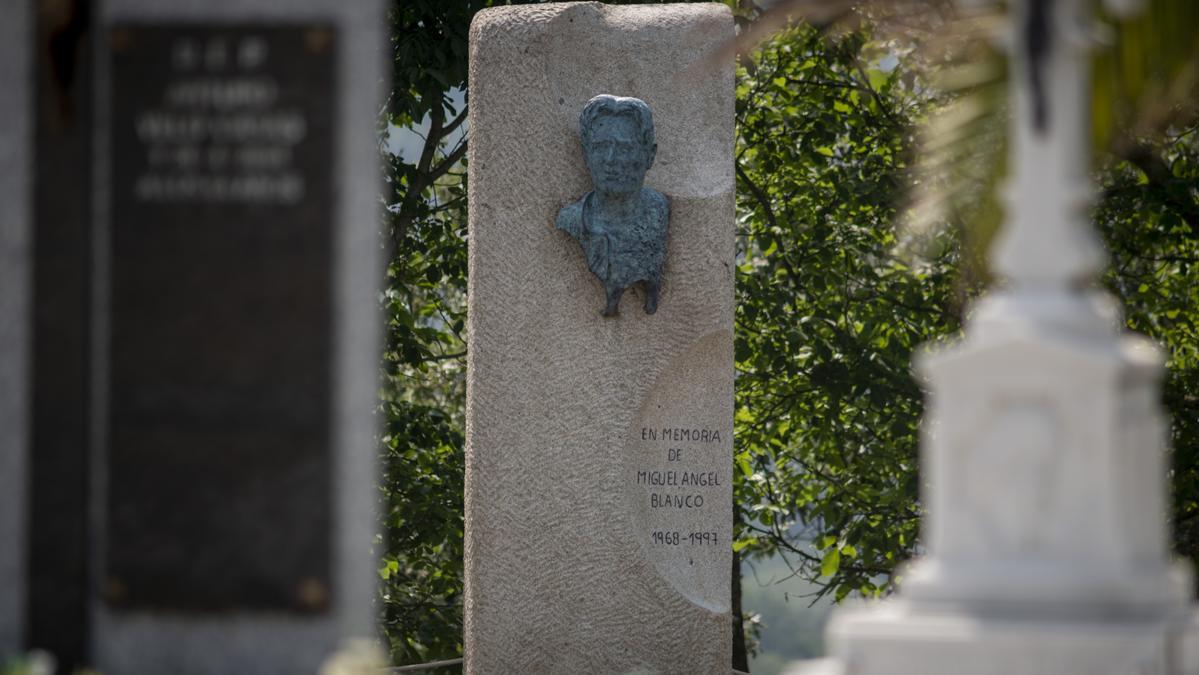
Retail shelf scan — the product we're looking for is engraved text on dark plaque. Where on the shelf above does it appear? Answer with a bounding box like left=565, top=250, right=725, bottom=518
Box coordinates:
left=105, top=23, right=336, bottom=612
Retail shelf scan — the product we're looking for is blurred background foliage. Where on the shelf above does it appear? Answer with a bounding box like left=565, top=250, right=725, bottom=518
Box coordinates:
left=384, top=0, right=1199, bottom=670
left=731, top=17, right=959, bottom=608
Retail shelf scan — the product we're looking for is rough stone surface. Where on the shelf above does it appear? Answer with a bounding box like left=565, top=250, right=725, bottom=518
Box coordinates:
left=465, top=4, right=735, bottom=672
left=0, top=0, right=31, bottom=656
left=92, top=1, right=382, bottom=672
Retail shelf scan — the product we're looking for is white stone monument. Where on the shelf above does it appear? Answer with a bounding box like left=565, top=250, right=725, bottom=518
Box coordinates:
left=795, top=0, right=1199, bottom=673
left=465, top=3, right=735, bottom=672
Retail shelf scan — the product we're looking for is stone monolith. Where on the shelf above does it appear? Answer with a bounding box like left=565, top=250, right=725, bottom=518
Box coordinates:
left=91, top=2, right=383, bottom=673
left=465, top=3, right=735, bottom=673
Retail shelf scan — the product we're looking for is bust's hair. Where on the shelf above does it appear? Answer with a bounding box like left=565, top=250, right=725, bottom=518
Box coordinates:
left=579, top=95, right=655, bottom=150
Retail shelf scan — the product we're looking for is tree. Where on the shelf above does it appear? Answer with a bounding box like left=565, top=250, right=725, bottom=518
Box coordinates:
left=731, top=20, right=964, bottom=605
left=1095, top=128, right=1199, bottom=563
left=378, top=1, right=477, bottom=665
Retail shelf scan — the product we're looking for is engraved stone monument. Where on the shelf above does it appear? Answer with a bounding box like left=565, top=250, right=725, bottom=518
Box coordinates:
left=90, top=1, right=383, bottom=673
left=466, top=3, right=735, bottom=672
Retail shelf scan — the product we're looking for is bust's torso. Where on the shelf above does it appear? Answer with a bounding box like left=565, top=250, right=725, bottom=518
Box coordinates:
left=556, top=188, right=668, bottom=287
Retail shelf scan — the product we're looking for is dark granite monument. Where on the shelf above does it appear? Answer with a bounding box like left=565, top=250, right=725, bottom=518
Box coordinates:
left=105, top=22, right=336, bottom=614
left=92, top=2, right=383, bottom=673
left=2, top=1, right=383, bottom=672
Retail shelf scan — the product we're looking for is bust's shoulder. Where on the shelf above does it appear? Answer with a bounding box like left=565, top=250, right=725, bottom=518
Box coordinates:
left=556, top=193, right=588, bottom=237
left=641, top=187, right=669, bottom=222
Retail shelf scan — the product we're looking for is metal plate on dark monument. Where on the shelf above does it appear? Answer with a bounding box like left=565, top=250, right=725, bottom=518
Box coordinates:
left=105, top=24, right=336, bottom=613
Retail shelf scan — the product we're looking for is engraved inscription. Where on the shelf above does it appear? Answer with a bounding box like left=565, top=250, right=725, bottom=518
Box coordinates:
left=116, top=28, right=325, bottom=206
left=106, top=24, right=335, bottom=612
left=636, top=426, right=724, bottom=537
left=626, top=331, right=733, bottom=612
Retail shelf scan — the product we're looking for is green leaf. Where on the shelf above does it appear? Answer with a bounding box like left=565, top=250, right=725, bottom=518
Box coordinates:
left=821, top=548, right=841, bottom=578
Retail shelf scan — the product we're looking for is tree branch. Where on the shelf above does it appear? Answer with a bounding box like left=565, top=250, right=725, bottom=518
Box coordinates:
left=1124, top=142, right=1199, bottom=233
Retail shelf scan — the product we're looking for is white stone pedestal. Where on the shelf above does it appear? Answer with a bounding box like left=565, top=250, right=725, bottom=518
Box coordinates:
left=792, top=291, right=1199, bottom=675
left=823, top=603, right=1193, bottom=675
left=900, top=290, right=1193, bottom=616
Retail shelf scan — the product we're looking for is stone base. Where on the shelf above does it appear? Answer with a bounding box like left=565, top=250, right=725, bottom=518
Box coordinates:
left=899, top=558, right=1194, bottom=616
left=787, top=601, right=1199, bottom=675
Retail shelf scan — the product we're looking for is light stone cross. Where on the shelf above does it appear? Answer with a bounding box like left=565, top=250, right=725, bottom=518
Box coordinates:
left=989, top=0, right=1137, bottom=289
left=795, top=1, right=1199, bottom=673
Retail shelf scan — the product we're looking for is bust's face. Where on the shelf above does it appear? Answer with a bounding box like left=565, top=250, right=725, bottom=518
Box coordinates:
left=583, top=113, right=654, bottom=196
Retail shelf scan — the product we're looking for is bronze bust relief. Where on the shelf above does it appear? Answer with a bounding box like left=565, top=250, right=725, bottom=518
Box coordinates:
left=557, top=95, right=669, bottom=316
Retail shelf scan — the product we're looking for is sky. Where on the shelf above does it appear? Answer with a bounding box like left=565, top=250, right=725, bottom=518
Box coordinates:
left=387, top=87, right=468, bottom=162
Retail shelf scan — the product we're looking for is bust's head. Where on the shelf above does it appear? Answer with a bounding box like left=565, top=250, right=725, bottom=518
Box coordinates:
left=579, top=95, right=657, bottom=197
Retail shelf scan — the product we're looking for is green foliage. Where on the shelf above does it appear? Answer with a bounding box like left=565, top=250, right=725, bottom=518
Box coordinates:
left=385, top=0, right=474, bottom=377
left=380, top=0, right=477, bottom=666
left=732, top=15, right=1199, bottom=607
left=732, top=23, right=966, bottom=603
left=1095, top=128, right=1199, bottom=565
left=379, top=401, right=465, bottom=664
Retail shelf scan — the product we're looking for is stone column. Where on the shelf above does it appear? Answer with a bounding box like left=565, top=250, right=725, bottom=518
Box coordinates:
left=796, top=1, right=1199, bottom=673
left=465, top=3, right=735, bottom=673
left=0, top=0, right=32, bottom=657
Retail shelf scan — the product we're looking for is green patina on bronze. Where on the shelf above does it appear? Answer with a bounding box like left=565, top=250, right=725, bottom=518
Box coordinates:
left=557, top=95, right=669, bottom=317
